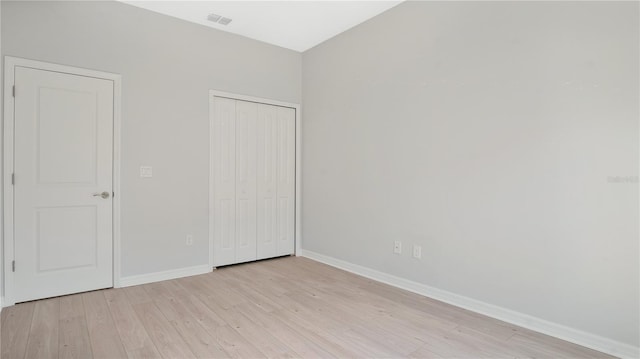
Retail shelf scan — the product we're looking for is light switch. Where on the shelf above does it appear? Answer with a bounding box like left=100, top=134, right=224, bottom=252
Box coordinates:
left=140, top=166, right=153, bottom=178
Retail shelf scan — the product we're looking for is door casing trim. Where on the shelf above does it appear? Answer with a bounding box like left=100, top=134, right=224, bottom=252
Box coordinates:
left=208, top=90, right=302, bottom=268
left=3, top=56, right=123, bottom=306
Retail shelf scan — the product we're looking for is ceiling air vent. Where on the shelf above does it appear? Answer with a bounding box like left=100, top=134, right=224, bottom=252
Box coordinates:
left=207, top=13, right=232, bottom=26
left=207, top=13, right=221, bottom=22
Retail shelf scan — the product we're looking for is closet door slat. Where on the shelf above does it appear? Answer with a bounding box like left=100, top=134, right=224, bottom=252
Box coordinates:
left=276, top=106, right=296, bottom=256
left=213, top=97, right=237, bottom=266
left=257, top=104, right=279, bottom=260
left=235, top=100, right=258, bottom=263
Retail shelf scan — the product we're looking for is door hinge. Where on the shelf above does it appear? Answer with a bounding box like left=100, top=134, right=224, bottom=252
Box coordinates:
left=12, top=85, right=15, bottom=97
left=11, top=173, right=15, bottom=185
left=113, top=191, right=115, bottom=198
left=12, top=260, right=15, bottom=272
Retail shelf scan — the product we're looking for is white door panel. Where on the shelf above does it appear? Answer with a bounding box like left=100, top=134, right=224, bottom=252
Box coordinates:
left=14, top=66, right=114, bottom=303
left=256, top=104, right=278, bottom=260
left=213, top=97, right=237, bottom=266
left=212, top=96, right=295, bottom=267
left=276, top=106, right=295, bottom=256
left=235, top=101, right=257, bottom=263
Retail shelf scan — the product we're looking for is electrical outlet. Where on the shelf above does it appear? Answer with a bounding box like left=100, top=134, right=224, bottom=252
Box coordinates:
left=413, top=245, right=422, bottom=259
left=140, top=166, right=153, bottom=178
left=186, top=235, right=193, bottom=246
left=394, top=241, right=402, bottom=254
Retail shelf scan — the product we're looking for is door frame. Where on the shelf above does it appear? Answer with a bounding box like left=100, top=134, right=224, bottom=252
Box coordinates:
left=208, top=90, right=301, bottom=268
left=3, top=56, right=123, bottom=306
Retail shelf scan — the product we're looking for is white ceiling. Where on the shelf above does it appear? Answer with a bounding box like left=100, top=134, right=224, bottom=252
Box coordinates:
left=120, top=1, right=403, bottom=52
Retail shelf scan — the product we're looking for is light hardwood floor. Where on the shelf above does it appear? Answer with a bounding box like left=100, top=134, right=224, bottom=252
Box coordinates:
left=1, top=256, right=613, bottom=359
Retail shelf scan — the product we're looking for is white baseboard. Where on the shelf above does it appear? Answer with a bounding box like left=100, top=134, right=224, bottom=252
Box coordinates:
left=300, top=249, right=639, bottom=359
left=118, top=264, right=212, bottom=288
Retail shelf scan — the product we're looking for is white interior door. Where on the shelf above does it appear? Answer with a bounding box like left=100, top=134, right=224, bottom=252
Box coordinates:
left=212, top=97, right=237, bottom=266
left=276, top=106, right=296, bottom=256
left=212, top=96, right=295, bottom=267
left=13, top=66, right=114, bottom=303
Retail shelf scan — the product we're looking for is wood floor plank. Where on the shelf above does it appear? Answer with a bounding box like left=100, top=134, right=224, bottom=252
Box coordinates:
left=132, top=301, right=196, bottom=359
left=25, top=298, right=59, bottom=359
left=408, top=345, right=445, bottom=358
left=273, top=307, right=364, bottom=358
left=59, top=315, right=93, bottom=359
left=59, top=294, right=84, bottom=320
left=184, top=291, right=298, bottom=358
left=104, top=288, right=161, bottom=359
left=237, top=302, right=337, bottom=358
left=148, top=277, right=230, bottom=334
left=209, top=324, right=266, bottom=358
left=508, top=331, right=608, bottom=359
left=122, top=285, right=153, bottom=305
left=82, top=290, right=128, bottom=359
left=219, top=306, right=299, bottom=358
left=0, top=257, right=615, bottom=359
left=224, top=264, right=291, bottom=297
left=290, top=286, right=426, bottom=355
left=1, top=301, right=36, bottom=359
left=173, top=293, right=228, bottom=331
left=59, top=294, right=93, bottom=359
left=189, top=275, right=250, bottom=310
left=141, top=281, right=178, bottom=302
left=153, top=297, right=229, bottom=358
left=222, top=280, right=283, bottom=313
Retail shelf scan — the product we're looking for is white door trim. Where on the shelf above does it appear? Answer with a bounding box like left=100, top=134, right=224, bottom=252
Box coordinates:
left=3, top=56, right=123, bottom=306
left=208, top=90, right=301, bottom=268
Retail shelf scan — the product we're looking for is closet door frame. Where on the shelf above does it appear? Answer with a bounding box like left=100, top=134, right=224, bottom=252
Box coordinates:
left=208, top=90, right=301, bottom=268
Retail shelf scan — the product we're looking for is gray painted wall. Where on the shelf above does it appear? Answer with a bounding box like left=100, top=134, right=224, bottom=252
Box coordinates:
left=1, top=0, right=301, bottom=277
left=302, top=1, right=639, bottom=346
left=2, top=0, right=638, bottom=350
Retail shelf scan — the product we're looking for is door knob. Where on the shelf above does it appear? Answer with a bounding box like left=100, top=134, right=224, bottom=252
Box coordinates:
left=93, top=191, right=110, bottom=199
